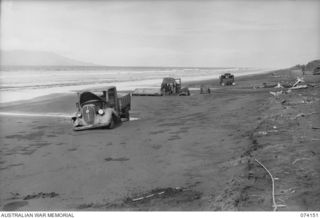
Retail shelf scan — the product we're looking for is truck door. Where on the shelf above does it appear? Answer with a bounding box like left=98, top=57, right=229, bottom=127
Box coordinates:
left=107, top=88, right=118, bottom=111
left=175, top=78, right=181, bottom=93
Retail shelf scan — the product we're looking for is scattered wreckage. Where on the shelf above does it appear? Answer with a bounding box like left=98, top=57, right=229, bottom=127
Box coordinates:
left=269, top=77, right=309, bottom=97
left=290, top=77, right=308, bottom=90
left=200, top=84, right=211, bottom=94
left=219, top=73, right=235, bottom=86
left=71, top=86, right=131, bottom=131
left=132, top=77, right=190, bottom=96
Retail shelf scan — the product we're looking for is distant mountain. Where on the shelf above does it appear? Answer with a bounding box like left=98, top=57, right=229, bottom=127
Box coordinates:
left=0, top=50, right=95, bottom=66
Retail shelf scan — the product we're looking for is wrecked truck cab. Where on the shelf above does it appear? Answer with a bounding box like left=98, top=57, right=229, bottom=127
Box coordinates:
left=71, top=86, right=131, bottom=131
left=160, top=77, right=190, bottom=96
left=219, top=73, right=235, bottom=86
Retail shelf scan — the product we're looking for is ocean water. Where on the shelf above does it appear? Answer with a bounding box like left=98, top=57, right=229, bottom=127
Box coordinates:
left=0, top=66, right=270, bottom=103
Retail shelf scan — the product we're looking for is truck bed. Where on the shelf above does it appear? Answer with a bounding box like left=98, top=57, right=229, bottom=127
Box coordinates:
left=118, top=93, right=131, bottom=110
left=132, top=88, right=162, bottom=96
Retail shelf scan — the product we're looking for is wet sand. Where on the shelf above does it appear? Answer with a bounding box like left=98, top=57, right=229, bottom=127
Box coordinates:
left=0, top=69, right=319, bottom=211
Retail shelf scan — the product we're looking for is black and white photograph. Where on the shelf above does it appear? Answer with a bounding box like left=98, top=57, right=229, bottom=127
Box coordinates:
left=0, top=0, right=320, bottom=213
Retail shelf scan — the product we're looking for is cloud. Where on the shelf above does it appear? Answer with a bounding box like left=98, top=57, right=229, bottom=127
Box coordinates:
left=1, top=0, right=319, bottom=67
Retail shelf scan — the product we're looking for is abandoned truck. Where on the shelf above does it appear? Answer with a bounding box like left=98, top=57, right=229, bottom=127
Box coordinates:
left=160, top=77, right=190, bottom=96
left=71, top=86, right=131, bottom=131
left=219, top=73, right=235, bottom=86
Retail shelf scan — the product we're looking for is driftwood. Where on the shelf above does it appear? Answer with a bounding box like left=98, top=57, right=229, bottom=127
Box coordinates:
left=292, top=112, right=316, bottom=120
left=290, top=85, right=308, bottom=90
left=130, top=187, right=182, bottom=202
left=255, top=158, right=278, bottom=211
left=292, top=77, right=305, bottom=88
left=292, top=157, right=312, bottom=165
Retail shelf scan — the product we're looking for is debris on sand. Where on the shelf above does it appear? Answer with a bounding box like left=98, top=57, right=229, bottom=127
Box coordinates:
left=290, top=85, right=308, bottom=90
left=263, top=82, right=277, bottom=88
left=254, top=128, right=279, bottom=136
left=262, top=82, right=283, bottom=89
left=268, top=77, right=311, bottom=98
left=256, top=131, right=268, bottom=136
left=291, top=77, right=305, bottom=88
left=126, top=187, right=184, bottom=203
left=292, top=157, right=312, bottom=165
left=275, top=83, right=283, bottom=89
left=123, top=186, right=202, bottom=206
left=294, top=113, right=306, bottom=119
left=75, top=186, right=202, bottom=210
left=289, top=77, right=309, bottom=90
left=23, top=192, right=59, bottom=200
left=269, top=91, right=283, bottom=97
left=104, top=157, right=129, bottom=162
left=292, top=112, right=317, bottom=120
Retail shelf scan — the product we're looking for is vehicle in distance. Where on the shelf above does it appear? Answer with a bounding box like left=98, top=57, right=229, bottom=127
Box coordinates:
left=160, top=77, right=190, bottom=96
left=219, top=73, right=235, bottom=86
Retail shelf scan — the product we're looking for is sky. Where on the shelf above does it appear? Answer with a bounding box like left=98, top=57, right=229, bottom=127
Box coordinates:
left=1, top=0, right=320, bottom=68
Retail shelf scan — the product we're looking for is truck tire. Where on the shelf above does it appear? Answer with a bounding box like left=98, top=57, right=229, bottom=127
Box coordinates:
left=125, top=111, right=130, bottom=121
left=109, top=116, right=116, bottom=129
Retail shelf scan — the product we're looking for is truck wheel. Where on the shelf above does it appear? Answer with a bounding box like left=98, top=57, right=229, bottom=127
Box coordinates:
left=125, top=112, right=130, bottom=121
left=109, top=116, right=115, bottom=129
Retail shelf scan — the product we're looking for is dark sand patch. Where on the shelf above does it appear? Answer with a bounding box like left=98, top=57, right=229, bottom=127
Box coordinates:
left=149, top=130, right=168, bottom=135
left=30, top=142, right=51, bottom=148
left=33, top=125, right=49, bottom=130
left=168, top=135, right=182, bottom=141
left=55, top=142, right=65, bottom=146
left=67, top=148, right=77, bottom=152
left=104, top=157, right=129, bottom=162
left=151, top=144, right=162, bottom=150
left=23, top=192, right=59, bottom=200
left=2, top=201, right=28, bottom=211
left=5, top=131, right=44, bottom=140
left=0, top=163, right=24, bottom=171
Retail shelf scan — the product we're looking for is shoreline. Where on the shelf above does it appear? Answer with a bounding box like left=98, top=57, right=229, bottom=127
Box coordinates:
left=0, top=68, right=274, bottom=107
left=0, top=68, right=273, bottom=105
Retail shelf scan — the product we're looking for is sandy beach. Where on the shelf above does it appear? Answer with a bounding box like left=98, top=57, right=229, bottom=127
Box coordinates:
left=0, top=68, right=319, bottom=211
